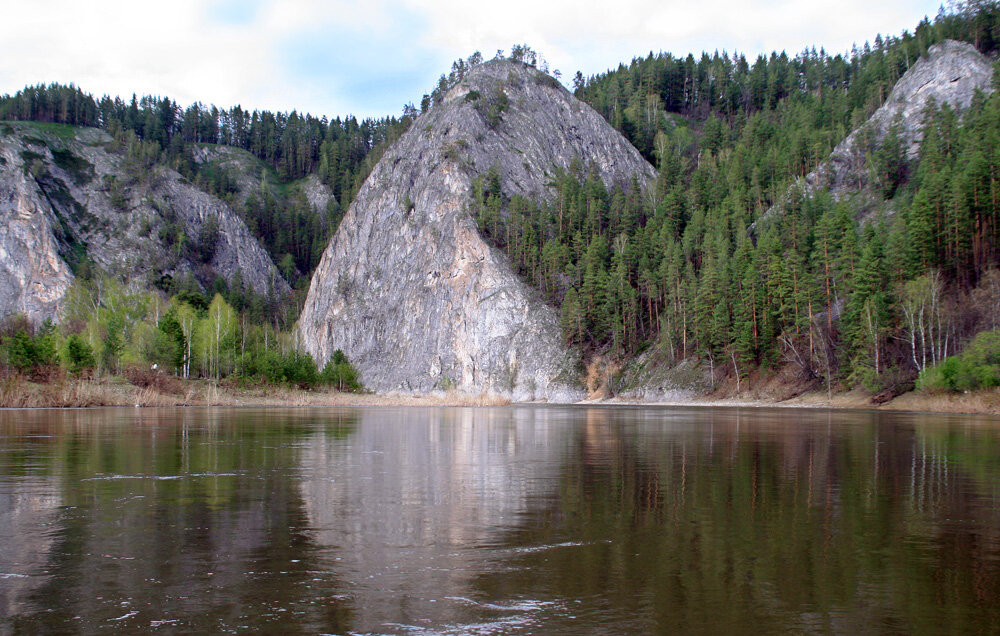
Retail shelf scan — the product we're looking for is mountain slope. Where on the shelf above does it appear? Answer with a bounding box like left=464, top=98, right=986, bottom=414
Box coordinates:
left=805, top=39, right=994, bottom=198
left=0, top=122, right=290, bottom=323
left=299, top=59, right=655, bottom=400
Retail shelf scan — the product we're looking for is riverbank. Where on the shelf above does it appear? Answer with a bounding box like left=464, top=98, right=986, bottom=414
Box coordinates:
left=0, top=373, right=512, bottom=408
left=603, top=388, right=1000, bottom=416
left=2, top=372, right=999, bottom=415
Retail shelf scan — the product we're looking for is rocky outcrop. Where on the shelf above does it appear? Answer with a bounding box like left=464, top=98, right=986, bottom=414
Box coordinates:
left=190, top=145, right=337, bottom=214
left=0, top=170, right=73, bottom=324
left=298, top=174, right=337, bottom=216
left=0, top=122, right=289, bottom=323
left=299, top=60, right=655, bottom=401
left=806, top=39, right=994, bottom=197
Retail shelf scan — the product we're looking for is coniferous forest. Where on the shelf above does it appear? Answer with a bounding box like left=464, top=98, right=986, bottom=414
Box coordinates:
left=473, top=2, right=1000, bottom=395
left=2, top=2, right=1000, bottom=396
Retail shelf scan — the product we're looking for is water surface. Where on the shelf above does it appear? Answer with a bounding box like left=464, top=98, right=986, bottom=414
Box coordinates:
left=1, top=406, right=999, bottom=634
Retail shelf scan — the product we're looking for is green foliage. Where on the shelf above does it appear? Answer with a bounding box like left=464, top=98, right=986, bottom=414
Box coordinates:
left=0, top=76, right=417, bottom=295
left=101, top=312, right=124, bottom=372
left=459, top=3, right=1000, bottom=391
left=477, top=87, right=509, bottom=129
left=103, top=175, right=129, bottom=210
left=238, top=182, right=334, bottom=284
left=51, top=147, right=95, bottom=185
left=4, top=5, right=1000, bottom=395
left=918, top=330, right=1000, bottom=392
left=5, top=331, right=38, bottom=372
left=192, top=217, right=220, bottom=264
left=237, top=348, right=320, bottom=388
left=64, top=334, right=95, bottom=375
left=154, top=310, right=186, bottom=373
left=194, top=294, right=237, bottom=379
left=0, top=268, right=341, bottom=390
left=1, top=320, right=58, bottom=373
left=33, top=321, right=59, bottom=367
left=0, top=83, right=410, bottom=197
left=320, top=349, right=362, bottom=392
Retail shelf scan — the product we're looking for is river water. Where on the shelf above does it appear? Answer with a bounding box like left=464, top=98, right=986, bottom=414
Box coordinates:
left=1, top=406, right=999, bottom=634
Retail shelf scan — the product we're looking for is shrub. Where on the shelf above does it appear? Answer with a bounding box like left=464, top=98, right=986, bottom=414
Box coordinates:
left=3, top=321, right=58, bottom=373
left=473, top=86, right=509, bottom=129
left=64, top=334, right=95, bottom=376
left=917, top=330, right=1000, bottom=392
left=236, top=348, right=320, bottom=388
left=282, top=350, right=319, bottom=387
left=536, top=73, right=561, bottom=89
left=51, top=148, right=95, bottom=186
left=321, top=349, right=362, bottom=392
left=123, top=364, right=185, bottom=395
left=191, top=217, right=220, bottom=264
left=33, top=321, right=59, bottom=367
left=6, top=330, right=37, bottom=372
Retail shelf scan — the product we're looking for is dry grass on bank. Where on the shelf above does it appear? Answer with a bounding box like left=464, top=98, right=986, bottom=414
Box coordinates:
left=877, top=388, right=1000, bottom=415
left=0, top=373, right=187, bottom=408
left=689, top=383, right=1000, bottom=415
left=2, top=368, right=998, bottom=415
left=612, top=358, right=1000, bottom=416
left=0, top=371, right=515, bottom=409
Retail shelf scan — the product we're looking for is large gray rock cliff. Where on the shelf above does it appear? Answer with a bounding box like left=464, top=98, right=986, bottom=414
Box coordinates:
left=0, top=168, right=73, bottom=324
left=299, top=60, right=655, bottom=401
left=0, top=123, right=290, bottom=323
left=806, top=39, right=994, bottom=196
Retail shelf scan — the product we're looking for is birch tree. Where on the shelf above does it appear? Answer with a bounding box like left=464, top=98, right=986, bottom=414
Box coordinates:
left=899, top=271, right=948, bottom=372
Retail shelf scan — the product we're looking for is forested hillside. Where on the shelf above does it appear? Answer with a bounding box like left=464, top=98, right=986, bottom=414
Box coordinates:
left=0, top=83, right=410, bottom=388
left=0, top=84, right=415, bottom=293
left=474, top=1, right=1000, bottom=395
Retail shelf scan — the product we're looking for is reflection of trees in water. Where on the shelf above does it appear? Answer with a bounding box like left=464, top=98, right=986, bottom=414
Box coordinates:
left=0, top=408, right=358, bottom=633
left=4, top=407, right=1000, bottom=633
left=472, top=408, right=1000, bottom=634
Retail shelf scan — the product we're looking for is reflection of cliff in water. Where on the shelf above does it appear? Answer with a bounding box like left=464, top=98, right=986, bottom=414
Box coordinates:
left=0, top=479, right=59, bottom=619
left=474, top=407, right=1000, bottom=634
left=0, top=408, right=358, bottom=633
left=299, top=407, right=570, bottom=631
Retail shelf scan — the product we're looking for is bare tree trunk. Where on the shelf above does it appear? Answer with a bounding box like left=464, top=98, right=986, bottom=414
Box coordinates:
left=731, top=350, right=741, bottom=394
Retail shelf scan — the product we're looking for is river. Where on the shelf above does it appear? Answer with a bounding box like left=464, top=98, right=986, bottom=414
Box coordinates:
left=1, top=406, right=999, bottom=634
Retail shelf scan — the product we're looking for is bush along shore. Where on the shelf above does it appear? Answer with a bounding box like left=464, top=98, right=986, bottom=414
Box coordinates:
left=0, top=273, right=367, bottom=407
left=2, top=316, right=998, bottom=412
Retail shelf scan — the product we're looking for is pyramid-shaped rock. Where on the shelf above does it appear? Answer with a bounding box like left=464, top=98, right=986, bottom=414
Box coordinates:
left=299, top=60, right=655, bottom=400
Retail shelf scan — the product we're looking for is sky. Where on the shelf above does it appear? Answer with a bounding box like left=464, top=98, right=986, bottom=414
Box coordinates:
left=0, top=0, right=944, bottom=120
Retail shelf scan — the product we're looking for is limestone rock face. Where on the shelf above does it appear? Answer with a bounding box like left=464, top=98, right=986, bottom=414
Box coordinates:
left=299, top=60, right=655, bottom=401
left=807, top=39, right=994, bottom=196
left=0, top=170, right=73, bottom=324
left=0, top=123, right=290, bottom=323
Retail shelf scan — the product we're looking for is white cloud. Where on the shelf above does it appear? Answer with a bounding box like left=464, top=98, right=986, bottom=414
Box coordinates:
left=404, top=0, right=942, bottom=79
left=0, top=0, right=944, bottom=118
left=1, top=0, right=277, bottom=107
